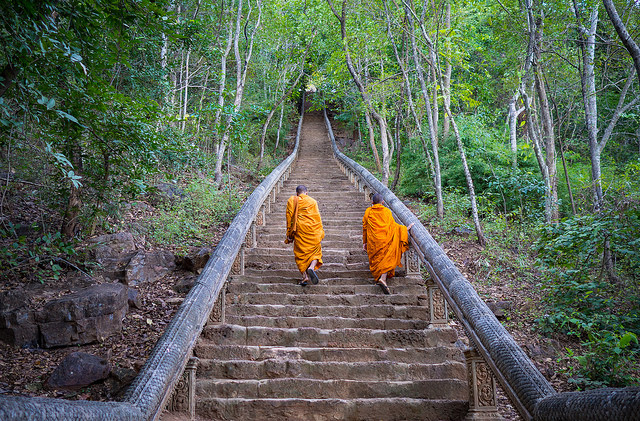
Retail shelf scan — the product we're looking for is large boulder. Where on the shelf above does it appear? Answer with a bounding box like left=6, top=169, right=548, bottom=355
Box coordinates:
left=0, top=290, right=38, bottom=347
left=175, top=247, right=212, bottom=273
left=125, top=250, right=175, bottom=285
left=46, top=352, right=110, bottom=390
left=37, top=283, right=127, bottom=348
left=88, top=232, right=138, bottom=283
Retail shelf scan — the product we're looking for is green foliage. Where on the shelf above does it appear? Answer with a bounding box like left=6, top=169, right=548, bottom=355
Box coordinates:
left=147, top=179, right=245, bottom=250
left=484, top=168, right=545, bottom=221
left=535, top=209, right=640, bottom=387
left=0, top=223, right=79, bottom=283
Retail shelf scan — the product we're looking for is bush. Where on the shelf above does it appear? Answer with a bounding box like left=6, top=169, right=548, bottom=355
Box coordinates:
left=535, top=209, right=640, bottom=387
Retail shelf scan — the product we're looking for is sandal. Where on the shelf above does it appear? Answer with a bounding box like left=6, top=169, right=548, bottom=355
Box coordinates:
left=377, top=281, right=391, bottom=295
left=300, top=279, right=308, bottom=287
left=306, top=267, right=319, bottom=285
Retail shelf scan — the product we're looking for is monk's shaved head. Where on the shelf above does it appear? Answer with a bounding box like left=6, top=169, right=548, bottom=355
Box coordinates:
left=296, top=185, right=308, bottom=195
left=372, top=193, right=384, bottom=204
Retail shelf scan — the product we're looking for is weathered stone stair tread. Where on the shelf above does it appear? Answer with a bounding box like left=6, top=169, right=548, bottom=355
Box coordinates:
left=196, top=397, right=468, bottom=421
left=197, top=359, right=466, bottom=380
left=228, top=275, right=422, bottom=286
left=201, top=325, right=456, bottom=348
left=194, top=345, right=463, bottom=364
left=224, top=315, right=429, bottom=329
left=226, top=283, right=426, bottom=295
left=226, top=304, right=430, bottom=319
left=227, top=292, right=427, bottom=306
left=197, top=378, right=467, bottom=399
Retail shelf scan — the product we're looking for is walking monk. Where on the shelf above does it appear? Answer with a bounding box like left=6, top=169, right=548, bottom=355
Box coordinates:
left=362, top=193, right=414, bottom=294
left=285, top=185, right=324, bottom=286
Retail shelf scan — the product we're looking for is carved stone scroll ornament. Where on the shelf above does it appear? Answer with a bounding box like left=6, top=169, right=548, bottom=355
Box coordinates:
left=167, top=357, right=199, bottom=418
left=231, top=247, right=244, bottom=276
left=426, top=277, right=448, bottom=327
left=208, top=283, right=226, bottom=324
left=464, top=347, right=502, bottom=420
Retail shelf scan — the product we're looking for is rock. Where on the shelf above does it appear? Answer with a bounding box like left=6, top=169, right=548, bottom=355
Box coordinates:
left=173, top=276, right=197, bottom=294
left=176, top=247, right=212, bottom=273
left=154, top=182, right=186, bottom=200
left=450, top=227, right=473, bottom=235
left=125, top=250, right=175, bottom=285
left=0, top=290, right=38, bottom=347
left=105, top=366, right=138, bottom=398
left=88, top=232, right=136, bottom=263
left=46, top=352, right=110, bottom=390
left=88, top=232, right=138, bottom=283
left=37, top=283, right=127, bottom=348
left=524, top=342, right=557, bottom=362
left=166, top=297, right=184, bottom=306
left=486, top=300, right=512, bottom=320
left=128, top=288, right=142, bottom=309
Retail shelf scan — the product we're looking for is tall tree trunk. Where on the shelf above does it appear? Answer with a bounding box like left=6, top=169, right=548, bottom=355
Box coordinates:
left=442, top=1, right=452, bottom=140
left=274, top=102, right=285, bottom=152
left=327, top=0, right=390, bottom=185
left=214, top=0, right=262, bottom=184
left=532, top=20, right=559, bottom=222
left=61, top=136, right=83, bottom=239
left=404, top=0, right=485, bottom=245
left=403, top=4, right=444, bottom=217
left=508, top=94, right=524, bottom=168
left=602, top=0, right=640, bottom=86
left=258, top=34, right=314, bottom=169
left=181, top=48, right=191, bottom=131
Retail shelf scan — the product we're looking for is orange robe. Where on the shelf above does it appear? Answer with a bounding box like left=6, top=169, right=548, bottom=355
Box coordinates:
left=286, top=194, right=324, bottom=273
left=363, top=204, right=409, bottom=281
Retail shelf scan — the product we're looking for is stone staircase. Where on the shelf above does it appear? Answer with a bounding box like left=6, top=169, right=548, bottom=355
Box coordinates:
left=191, top=113, right=469, bottom=420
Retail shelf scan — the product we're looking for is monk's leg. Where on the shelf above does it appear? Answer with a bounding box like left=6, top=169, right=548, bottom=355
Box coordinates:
left=376, top=273, right=390, bottom=294
left=306, top=259, right=320, bottom=285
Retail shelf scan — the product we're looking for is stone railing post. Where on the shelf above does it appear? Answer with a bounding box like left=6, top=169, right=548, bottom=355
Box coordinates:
left=426, top=276, right=448, bottom=327
left=208, top=282, right=226, bottom=324
left=403, top=247, right=421, bottom=276
left=166, top=357, right=199, bottom=419
left=245, top=222, right=256, bottom=249
left=231, top=247, right=245, bottom=276
left=257, top=205, right=265, bottom=226
left=464, top=347, right=502, bottom=420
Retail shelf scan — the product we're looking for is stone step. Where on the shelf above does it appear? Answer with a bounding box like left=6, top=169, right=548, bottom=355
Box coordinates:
left=226, top=292, right=428, bottom=307
left=226, top=282, right=426, bottom=296
left=200, top=325, right=457, bottom=349
left=193, top=345, right=463, bottom=365
left=228, top=274, right=420, bottom=286
left=196, top=378, right=468, bottom=400
left=240, top=268, right=376, bottom=279
left=226, top=304, right=429, bottom=320
left=243, top=259, right=368, bottom=270
left=257, top=232, right=363, bottom=244
left=223, top=315, right=429, bottom=330
left=196, top=397, right=468, bottom=421
left=197, top=359, right=466, bottom=381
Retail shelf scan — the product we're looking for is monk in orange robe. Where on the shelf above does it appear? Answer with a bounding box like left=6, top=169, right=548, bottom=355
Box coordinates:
left=285, top=185, right=324, bottom=286
left=362, top=193, right=413, bottom=294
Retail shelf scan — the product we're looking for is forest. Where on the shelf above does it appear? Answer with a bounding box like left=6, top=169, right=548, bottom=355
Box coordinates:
left=1, top=0, right=638, bottom=393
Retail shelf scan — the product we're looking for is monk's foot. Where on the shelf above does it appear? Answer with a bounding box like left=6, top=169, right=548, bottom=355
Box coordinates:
left=376, top=281, right=391, bottom=295
left=306, top=267, right=319, bottom=285
left=300, top=279, right=308, bottom=287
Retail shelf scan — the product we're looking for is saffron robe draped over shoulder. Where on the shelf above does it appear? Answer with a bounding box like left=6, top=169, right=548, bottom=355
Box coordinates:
left=362, top=203, right=409, bottom=281
left=286, top=193, right=324, bottom=273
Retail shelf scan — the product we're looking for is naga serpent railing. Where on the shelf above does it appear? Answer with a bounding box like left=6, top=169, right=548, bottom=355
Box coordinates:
left=323, top=108, right=640, bottom=421
left=0, top=102, right=305, bottom=421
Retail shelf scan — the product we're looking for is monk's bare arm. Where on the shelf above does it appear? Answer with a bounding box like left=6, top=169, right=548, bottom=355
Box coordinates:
left=362, top=208, right=369, bottom=250
left=285, top=196, right=294, bottom=240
